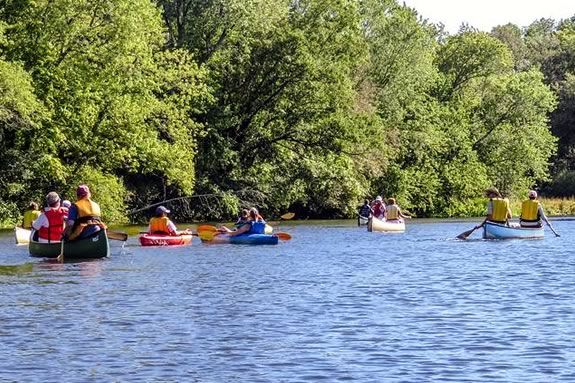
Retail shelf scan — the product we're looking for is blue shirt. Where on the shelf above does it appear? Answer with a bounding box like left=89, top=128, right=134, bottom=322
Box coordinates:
left=67, top=204, right=101, bottom=239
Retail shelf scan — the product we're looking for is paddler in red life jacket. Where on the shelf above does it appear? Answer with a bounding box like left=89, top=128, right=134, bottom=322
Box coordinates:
left=371, top=196, right=386, bottom=220
left=147, top=206, right=189, bottom=235
left=31, top=192, right=68, bottom=243
left=520, top=190, right=549, bottom=228
left=482, top=186, right=512, bottom=226
left=64, top=184, right=107, bottom=241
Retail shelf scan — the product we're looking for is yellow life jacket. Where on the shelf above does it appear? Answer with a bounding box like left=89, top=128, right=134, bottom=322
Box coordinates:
left=149, top=217, right=171, bottom=234
left=386, top=205, right=399, bottom=220
left=490, top=198, right=509, bottom=223
left=22, top=210, right=41, bottom=229
left=75, top=198, right=101, bottom=220
left=520, top=199, right=540, bottom=222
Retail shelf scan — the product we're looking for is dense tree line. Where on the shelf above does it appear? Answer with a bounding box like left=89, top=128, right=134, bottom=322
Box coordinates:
left=0, top=0, right=570, bottom=224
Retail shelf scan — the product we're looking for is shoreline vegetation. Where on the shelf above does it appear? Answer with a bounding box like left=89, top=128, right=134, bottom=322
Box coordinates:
left=1, top=1, right=575, bottom=225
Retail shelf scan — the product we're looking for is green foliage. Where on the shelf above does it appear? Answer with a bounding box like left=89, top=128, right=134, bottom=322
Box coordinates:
left=64, top=167, right=129, bottom=224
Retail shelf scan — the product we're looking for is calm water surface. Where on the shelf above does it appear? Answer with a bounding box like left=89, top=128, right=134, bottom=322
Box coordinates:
left=1, top=219, right=574, bottom=382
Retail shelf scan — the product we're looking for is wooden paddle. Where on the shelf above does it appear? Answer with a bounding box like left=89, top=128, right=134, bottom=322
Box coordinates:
left=107, top=230, right=128, bottom=241
left=56, top=240, right=65, bottom=262
left=456, top=224, right=483, bottom=240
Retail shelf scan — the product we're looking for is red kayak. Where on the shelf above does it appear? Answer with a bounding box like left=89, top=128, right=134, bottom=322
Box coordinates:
left=139, top=233, right=194, bottom=247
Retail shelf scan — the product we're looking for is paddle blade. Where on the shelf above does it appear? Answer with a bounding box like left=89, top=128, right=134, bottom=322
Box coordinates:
left=280, top=213, right=295, bottom=220
left=108, top=231, right=128, bottom=241
left=197, top=225, right=218, bottom=233
left=198, top=231, right=215, bottom=241
left=456, top=227, right=477, bottom=240
left=275, top=232, right=292, bottom=240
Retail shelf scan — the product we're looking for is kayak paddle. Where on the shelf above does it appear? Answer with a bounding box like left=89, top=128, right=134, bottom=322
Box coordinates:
left=456, top=224, right=483, bottom=240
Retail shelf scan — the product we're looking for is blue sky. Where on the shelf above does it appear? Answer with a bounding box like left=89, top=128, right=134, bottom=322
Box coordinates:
left=401, top=0, right=575, bottom=33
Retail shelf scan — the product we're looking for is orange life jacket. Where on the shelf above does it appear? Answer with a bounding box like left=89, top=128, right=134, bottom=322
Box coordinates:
left=149, top=217, right=174, bottom=235
left=74, top=198, right=102, bottom=222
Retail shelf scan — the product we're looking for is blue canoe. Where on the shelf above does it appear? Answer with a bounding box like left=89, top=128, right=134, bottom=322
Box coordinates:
left=203, top=233, right=279, bottom=245
left=483, top=221, right=544, bottom=239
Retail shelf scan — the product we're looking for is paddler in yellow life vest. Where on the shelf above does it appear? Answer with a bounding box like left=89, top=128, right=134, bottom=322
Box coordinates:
left=147, top=206, right=190, bottom=235
left=64, top=184, right=107, bottom=241
left=483, top=186, right=512, bottom=225
left=519, top=190, right=549, bottom=228
left=21, top=202, right=41, bottom=229
left=385, top=198, right=411, bottom=221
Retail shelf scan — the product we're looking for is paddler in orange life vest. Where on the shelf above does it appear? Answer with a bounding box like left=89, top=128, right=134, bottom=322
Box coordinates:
left=22, top=201, right=41, bottom=229
left=519, top=190, right=550, bottom=228
left=31, top=192, right=68, bottom=243
left=482, top=186, right=512, bottom=226
left=64, top=184, right=107, bottom=241
left=385, top=198, right=412, bottom=221
left=147, top=206, right=189, bottom=235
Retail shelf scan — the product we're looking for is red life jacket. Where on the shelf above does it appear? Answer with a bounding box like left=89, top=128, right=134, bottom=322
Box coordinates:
left=38, top=207, right=68, bottom=242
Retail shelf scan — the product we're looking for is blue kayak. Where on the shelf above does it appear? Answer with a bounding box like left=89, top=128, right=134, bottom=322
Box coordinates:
left=483, top=221, right=544, bottom=239
left=202, top=233, right=279, bottom=245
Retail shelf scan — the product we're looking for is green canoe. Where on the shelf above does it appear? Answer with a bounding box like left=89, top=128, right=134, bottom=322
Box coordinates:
left=29, top=230, right=110, bottom=259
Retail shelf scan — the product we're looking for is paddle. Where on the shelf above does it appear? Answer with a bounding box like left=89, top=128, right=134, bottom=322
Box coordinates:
left=456, top=224, right=483, bottom=240
left=107, top=230, right=128, bottom=241
left=197, top=224, right=218, bottom=233
left=546, top=221, right=560, bottom=237
left=280, top=212, right=295, bottom=220
left=56, top=240, right=65, bottom=262
left=275, top=232, right=292, bottom=240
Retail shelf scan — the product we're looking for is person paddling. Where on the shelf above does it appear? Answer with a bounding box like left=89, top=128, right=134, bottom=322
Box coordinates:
left=31, top=192, right=68, bottom=243
left=22, top=202, right=41, bottom=229
left=371, top=196, right=386, bottom=220
left=147, top=206, right=190, bottom=235
left=358, top=199, right=372, bottom=225
left=457, top=186, right=512, bottom=239
left=520, top=190, right=559, bottom=236
left=64, top=184, right=107, bottom=241
left=385, top=198, right=411, bottom=221
left=220, top=207, right=267, bottom=236
left=483, top=186, right=512, bottom=226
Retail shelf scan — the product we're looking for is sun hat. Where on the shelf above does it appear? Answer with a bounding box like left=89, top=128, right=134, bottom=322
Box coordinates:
left=76, top=184, right=90, bottom=198
left=155, top=205, right=170, bottom=215
left=484, top=186, right=501, bottom=198
left=375, top=196, right=383, bottom=202
left=528, top=190, right=538, bottom=199
left=46, top=192, right=60, bottom=205
left=62, top=200, right=71, bottom=208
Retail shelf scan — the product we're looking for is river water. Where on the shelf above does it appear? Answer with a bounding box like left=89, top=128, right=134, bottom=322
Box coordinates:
left=0, top=219, right=574, bottom=382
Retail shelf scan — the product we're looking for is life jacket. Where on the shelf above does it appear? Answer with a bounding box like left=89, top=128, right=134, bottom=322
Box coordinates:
left=22, top=210, right=41, bottom=229
left=149, top=217, right=173, bottom=235
left=38, top=208, right=67, bottom=242
left=490, top=198, right=509, bottom=223
left=386, top=205, right=400, bottom=220
left=359, top=205, right=371, bottom=218
left=74, top=198, right=102, bottom=222
left=248, top=221, right=266, bottom=234
left=520, top=199, right=540, bottom=222
left=373, top=203, right=385, bottom=219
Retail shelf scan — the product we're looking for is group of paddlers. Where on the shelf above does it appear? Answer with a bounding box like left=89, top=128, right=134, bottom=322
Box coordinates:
left=21, top=184, right=106, bottom=243
left=358, top=196, right=411, bottom=223
left=481, top=187, right=553, bottom=228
